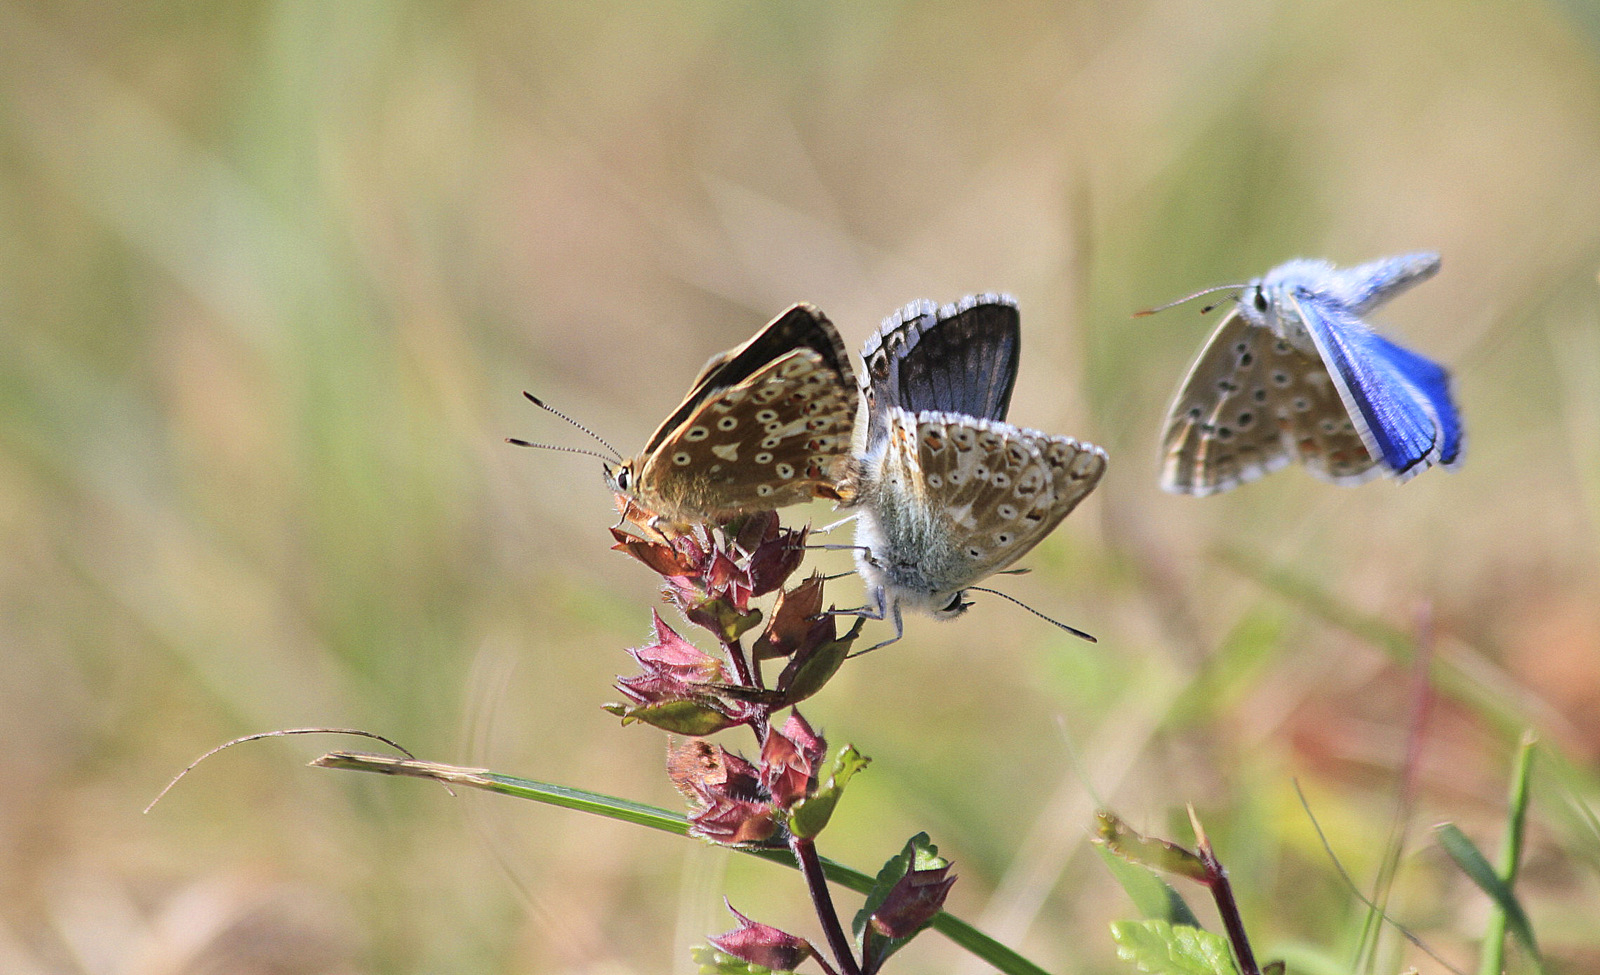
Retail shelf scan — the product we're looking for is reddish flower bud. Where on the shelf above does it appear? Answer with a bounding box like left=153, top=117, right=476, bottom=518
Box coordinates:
left=608, top=614, right=755, bottom=734
left=707, top=904, right=815, bottom=972
left=689, top=793, right=781, bottom=845
left=868, top=861, right=956, bottom=939
left=667, top=741, right=780, bottom=845
left=628, top=611, right=726, bottom=683
left=752, top=574, right=826, bottom=661
left=609, top=526, right=704, bottom=578
left=746, top=525, right=809, bottom=596
left=760, top=711, right=826, bottom=808
left=614, top=612, right=735, bottom=711
left=705, top=549, right=754, bottom=610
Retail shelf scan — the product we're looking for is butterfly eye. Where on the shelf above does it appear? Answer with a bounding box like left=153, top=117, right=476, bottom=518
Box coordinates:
left=612, top=466, right=630, bottom=491
left=1252, top=289, right=1269, bottom=312
left=940, top=593, right=965, bottom=614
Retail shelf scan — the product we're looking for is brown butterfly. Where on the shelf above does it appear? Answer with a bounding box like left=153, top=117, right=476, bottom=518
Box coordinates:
left=513, top=303, right=859, bottom=532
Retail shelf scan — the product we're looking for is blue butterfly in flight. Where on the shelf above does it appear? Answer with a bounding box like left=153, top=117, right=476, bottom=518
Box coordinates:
left=1154, top=252, right=1463, bottom=496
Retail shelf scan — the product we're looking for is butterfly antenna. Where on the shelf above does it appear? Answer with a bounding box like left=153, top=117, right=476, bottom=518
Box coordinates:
left=520, top=391, right=622, bottom=460
left=1134, top=283, right=1243, bottom=317
left=504, top=440, right=617, bottom=464
left=967, top=586, right=1096, bottom=643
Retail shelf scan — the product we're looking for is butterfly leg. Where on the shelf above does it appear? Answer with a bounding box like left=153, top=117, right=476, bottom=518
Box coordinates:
left=807, top=543, right=872, bottom=554
left=824, top=587, right=905, bottom=655
left=849, top=602, right=904, bottom=656
left=813, top=513, right=860, bottom=536
left=824, top=584, right=888, bottom=622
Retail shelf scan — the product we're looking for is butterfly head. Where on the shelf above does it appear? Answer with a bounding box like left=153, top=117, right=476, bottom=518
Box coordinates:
left=933, top=589, right=973, bottom=619
left=1235, top=278, right=1279, bottom=328
left=864, top=569, right=972, bottom=624
left=1240, top=261, right=1348, bottom=355
left=602, top=458, right=635, bottom=498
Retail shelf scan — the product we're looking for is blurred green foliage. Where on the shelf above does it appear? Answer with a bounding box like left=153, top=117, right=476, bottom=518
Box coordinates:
left=3, top=1, right=1600, bottom=973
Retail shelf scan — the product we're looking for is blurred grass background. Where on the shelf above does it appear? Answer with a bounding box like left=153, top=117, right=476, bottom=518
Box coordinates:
left=3, top=1, right=1600, bottom=972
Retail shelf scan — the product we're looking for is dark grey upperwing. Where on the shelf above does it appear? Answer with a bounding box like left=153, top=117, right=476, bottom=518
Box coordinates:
left=858, top=294, right=1021, bottom=446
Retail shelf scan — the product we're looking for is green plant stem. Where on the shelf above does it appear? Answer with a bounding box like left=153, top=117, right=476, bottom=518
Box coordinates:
left=312, top=751, right=1055, bottom=975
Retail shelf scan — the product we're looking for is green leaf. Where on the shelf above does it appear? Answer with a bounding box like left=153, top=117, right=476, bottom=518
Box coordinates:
left=1110, top=920, right=1241, bottom=975
left=787, top=744, right=868, bottom=839
left=1094, top=810, right=1208, bottom=881
left=772, top=621, right=856, bottom=705
left=1094, top=843, right=1202, bottom=927
left=601, top=699, right=740, bottom=736
left=312, top=751, right=695, bottom=833
left=1436, top=823, right=1541, bottom=963
left=316, top=751, right=1052, bottom=975
left=696, top=595, right=763, bottom=643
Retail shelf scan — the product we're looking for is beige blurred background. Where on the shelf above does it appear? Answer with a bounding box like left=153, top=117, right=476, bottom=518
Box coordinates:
left=3, top=1, right=1600, bottom=973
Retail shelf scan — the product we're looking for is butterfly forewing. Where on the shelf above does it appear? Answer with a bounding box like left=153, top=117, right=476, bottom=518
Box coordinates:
left=1160, top=309, right=1379, bottom=495
left=1360, top=331, right=1463, bottom=467
left=642, top=303, right=854, bottom=455
left=1290, top=293, right=1446, bottom=481
left=860, top=296, right=1020, bottom=450
left=618, top=303, right=858, bottom=526
left=630, top=346, right=857, bottom=522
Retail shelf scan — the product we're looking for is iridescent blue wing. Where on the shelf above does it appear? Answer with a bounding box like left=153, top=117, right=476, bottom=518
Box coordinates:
left=1362, top=332, right=1463, bottom=467
left=1291, top=292, right=1452, bottom=479
left=860, top=295, right=1020, bottom=449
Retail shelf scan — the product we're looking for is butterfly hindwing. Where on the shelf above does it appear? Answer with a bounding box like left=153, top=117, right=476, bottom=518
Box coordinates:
left=1327, top=252, right=1441, bottom=315
left=861, top=407, right=1105, bottom=602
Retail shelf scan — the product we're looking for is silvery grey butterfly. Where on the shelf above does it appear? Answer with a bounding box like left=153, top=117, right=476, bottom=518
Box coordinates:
left=514, top=303, right=858, bottom=533
left=1153, top=252, right=1463, bottom=496
left=839, top=294, right=1108, bottom=646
